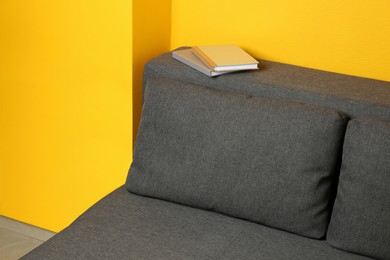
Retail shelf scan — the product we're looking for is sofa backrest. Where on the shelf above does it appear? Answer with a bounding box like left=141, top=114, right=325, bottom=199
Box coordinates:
left=143, top=47, right=390, bottom=121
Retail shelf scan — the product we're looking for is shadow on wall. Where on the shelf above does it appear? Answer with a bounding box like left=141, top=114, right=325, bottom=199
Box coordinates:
left=132, top=0, right=172, bottom=144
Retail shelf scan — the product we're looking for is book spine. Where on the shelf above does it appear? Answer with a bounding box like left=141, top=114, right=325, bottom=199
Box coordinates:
left=172, top=51, right=212, bottom=77
left=192, top=46, right=217, bottom=71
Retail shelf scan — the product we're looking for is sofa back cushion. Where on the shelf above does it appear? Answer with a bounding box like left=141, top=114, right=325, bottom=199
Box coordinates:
left=327, top=118, right=390, bottom=260
left=127, top=78, right=348, bottom=239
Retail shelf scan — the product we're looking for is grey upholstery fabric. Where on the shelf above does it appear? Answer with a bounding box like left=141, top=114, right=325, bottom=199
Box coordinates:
left=143, top=48, right=390, bottom=121
left=22, top=187, right=373, bottom=260
left=22, top=50, right=390, bottom=260
left=127, top=77, right=348, bottom=238
left=327, top=118, right=390, bottom=260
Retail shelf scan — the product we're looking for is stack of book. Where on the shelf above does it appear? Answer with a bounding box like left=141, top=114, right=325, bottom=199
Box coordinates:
left=172, top=45, right=259, bottom=77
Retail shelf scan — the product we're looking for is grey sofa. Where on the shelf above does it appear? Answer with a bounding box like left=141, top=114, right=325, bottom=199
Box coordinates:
left=23, top=48, right=390, bottom=260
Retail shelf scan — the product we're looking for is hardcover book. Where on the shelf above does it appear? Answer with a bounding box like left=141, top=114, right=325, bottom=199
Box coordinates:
left=192, top=45, right=259, bottom=72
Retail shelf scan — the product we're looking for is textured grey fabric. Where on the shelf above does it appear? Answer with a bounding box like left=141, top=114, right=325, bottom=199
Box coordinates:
left=143, top=48, right=390, bottom=121
left=327, top=118, right=390, bottom=260
left=127, top=77, right=348, bottom=239
left=22, top=187, right=373, bottom=260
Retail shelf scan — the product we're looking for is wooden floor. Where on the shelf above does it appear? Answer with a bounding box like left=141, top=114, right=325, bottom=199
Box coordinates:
left=0, top=216, right=55, bottom=260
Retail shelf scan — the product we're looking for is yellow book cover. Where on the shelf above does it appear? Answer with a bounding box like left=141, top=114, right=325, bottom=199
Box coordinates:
left=192, top=45, right=259, bottom=72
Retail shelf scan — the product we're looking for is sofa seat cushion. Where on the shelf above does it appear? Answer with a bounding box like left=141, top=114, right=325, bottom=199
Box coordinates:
left=127, top=77, right=348, bottom=238
left=327, top=118, right=390, bottom=260
left=22, top=187, right=373, bottom=260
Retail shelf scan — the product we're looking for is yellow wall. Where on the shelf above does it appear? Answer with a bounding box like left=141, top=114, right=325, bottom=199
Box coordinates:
left=171, top=0, right=390, bottom=82
left=0, top=1, right=133, bottom=232
left=1, top=0, right=389, bottom=233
